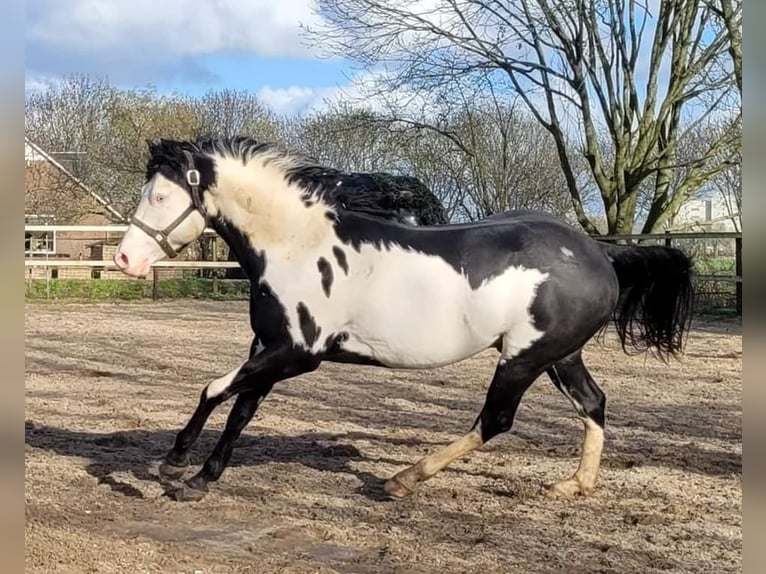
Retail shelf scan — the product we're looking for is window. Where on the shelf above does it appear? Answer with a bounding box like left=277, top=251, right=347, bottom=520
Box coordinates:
left=25, top=214, right=56, bottom=256
left=25, top=231, right=56, bottom=254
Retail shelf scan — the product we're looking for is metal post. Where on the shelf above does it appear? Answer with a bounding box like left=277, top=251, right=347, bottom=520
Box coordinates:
left=152, top=267, right=159, bottom=301
left=735, top=236, right=742, bottom=315
left=664, top=230, right=672, bottom=248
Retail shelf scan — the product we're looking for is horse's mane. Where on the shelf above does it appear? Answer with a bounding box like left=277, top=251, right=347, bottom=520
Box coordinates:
left=146, top=136, right=449, bottom=226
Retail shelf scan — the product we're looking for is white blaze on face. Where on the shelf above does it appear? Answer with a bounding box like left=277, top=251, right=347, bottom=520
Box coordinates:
left=113, top=174, right=206, bottom=277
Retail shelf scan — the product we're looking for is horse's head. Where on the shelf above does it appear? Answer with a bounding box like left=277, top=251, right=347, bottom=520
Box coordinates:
left=114, top=140, right=215, bottom=277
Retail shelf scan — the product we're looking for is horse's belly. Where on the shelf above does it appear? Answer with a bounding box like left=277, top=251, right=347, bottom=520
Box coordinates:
left=329, top=245, right=550, bottom=368
left=342, top=326, right=494, bottom=368
left=340, top=296, right=506, bottom=368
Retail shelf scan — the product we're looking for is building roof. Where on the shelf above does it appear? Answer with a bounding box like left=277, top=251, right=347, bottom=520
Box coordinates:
left=25, top=136, right=125, bottom=222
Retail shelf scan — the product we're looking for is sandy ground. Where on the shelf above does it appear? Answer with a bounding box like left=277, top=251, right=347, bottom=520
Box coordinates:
left=25, top=301, right=741, bottom=574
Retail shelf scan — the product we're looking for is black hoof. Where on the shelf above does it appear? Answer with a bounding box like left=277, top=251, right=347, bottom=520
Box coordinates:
left=158, top=461, right=188, bottom=480
left=168, top=481, right=208, bottom=502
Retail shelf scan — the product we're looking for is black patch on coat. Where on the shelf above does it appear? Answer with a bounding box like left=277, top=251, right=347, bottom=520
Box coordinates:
left=317, top=257, right=334, bottom=297
left=322, top=332, right=386, bottom=366
left=212, top=217, right=266, bottom=281
left=145, top=139, right=217, bottom=203
left=332, top=246, right=349, bottom=275
left=210, top=217, right=293, bottom=346
left=331, top=209, right=614, bottom=291
left=285, top=168, right=449, bottom=225
left=297, top=302, right=321, bottom=348
left=324, top=331, right=348, bottom=348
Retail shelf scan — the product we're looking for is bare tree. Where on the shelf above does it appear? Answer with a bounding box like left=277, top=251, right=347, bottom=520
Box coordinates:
left=190, top=89, right=281, bottom=140
left=707, top=0, right=742, bottom=94
left=25, top=74, right=113, bottom=154
left=708, top=121, right=741, bottom=232
left=308, top=0, right=742, bottom=234
left=388, top=91, right=583, bottom=222
left=280, top=102, right=406, bottom=172
left=278, top=93, right=582, bottom=222
left=25, top=74, right=122, bottom=220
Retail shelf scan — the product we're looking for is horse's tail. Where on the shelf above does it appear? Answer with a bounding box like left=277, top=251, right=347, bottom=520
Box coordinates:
left=599, top=242, right=695, bottom=361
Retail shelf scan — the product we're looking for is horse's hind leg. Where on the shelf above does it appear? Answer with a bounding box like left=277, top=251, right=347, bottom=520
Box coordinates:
left=544, top=350, right=606, bottom=497
left=384, top=354, right=543, bottom=498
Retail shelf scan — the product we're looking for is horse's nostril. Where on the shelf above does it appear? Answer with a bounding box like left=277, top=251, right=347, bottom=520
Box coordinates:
left=115, top=251, right=129, bottom=269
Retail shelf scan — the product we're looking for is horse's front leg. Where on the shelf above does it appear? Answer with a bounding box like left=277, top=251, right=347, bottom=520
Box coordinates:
left=157, top=337, right=267, bottom=479
left=167, top=343, right=321, bottom=501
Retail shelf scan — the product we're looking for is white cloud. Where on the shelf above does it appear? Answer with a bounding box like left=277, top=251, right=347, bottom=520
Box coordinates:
left=26, top=0, right=327, bottom=78
left=257, top=85, right=341, bottom=116
left=24, top=74, right=61, bottom=94
left=258, top=69, right=437, bottom=117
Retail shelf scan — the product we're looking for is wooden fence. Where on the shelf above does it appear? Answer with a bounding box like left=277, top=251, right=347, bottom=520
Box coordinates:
left=24, top=225, right=742, bottom=314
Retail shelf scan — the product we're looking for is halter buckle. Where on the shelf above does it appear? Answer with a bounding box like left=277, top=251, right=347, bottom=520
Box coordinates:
left=187, top=169, right=200, bottom=186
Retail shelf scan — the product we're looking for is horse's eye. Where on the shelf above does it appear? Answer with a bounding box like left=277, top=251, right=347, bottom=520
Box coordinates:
left=156, top=195, right=165, bottom=203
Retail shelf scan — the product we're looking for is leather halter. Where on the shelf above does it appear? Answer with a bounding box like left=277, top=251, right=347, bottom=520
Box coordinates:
left=130, top=150, right=208, bottom=258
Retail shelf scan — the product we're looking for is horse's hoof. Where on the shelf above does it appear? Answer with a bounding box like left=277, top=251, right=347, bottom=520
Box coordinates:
left=168, top=482, right=208, bottom=502
left=383, top=476, right=414, bottom=499
left=543, top=477, right=592, bottom=498
left=158, top=461, right=188, bottom=480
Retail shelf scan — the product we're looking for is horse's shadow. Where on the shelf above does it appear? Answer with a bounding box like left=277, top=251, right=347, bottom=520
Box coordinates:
left=24, top=420, right=502, bottom=502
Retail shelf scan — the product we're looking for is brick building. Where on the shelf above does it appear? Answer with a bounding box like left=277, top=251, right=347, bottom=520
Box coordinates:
left=25, top=137, right=126, bottom=279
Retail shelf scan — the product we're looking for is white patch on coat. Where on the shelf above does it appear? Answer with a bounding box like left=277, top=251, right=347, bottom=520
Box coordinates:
left=259, top=240, right=548, bottom=368
left=205, top=155, right=337, bottom=254
left=560, top=246, right=574, bottom=258
left=205, top=361, right=246, bottom=399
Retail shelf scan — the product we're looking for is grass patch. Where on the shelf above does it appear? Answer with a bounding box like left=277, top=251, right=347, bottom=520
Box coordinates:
left=25, top=278, right=250, bottom=301
left=695, top=255, right=736, bottom=275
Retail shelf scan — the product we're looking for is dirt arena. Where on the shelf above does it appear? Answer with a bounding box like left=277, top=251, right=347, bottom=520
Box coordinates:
left=25, top=301, right=741, bottom=573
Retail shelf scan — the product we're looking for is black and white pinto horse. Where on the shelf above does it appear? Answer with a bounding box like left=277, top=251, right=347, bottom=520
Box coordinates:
left=114, top=136, right=694, bottom=503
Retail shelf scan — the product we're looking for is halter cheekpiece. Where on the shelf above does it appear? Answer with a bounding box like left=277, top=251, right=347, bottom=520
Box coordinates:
left=130, top=150, right=208, bottom=258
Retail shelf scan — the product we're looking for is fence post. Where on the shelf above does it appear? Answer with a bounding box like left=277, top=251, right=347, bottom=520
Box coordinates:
left=735, top=236, right=742, bottom=315
left=152, top=267, right=159, bottom=301
left=212, top=236, right=219, bottom=298
left=664, top=230, right=672, bottom=248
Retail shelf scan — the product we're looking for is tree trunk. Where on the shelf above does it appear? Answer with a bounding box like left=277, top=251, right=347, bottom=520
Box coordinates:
left=613, top=194, right=638, bottom=235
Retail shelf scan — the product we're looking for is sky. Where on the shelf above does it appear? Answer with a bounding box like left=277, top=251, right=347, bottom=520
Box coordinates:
left=24, top=0, right=358, bottom=116
left=24, top=0, right=728, bottom=135
left=24, top=0, right=681, bottom=121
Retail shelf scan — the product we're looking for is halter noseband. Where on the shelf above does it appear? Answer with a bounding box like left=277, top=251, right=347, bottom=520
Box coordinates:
left=130, top=150, right=208, bottom=258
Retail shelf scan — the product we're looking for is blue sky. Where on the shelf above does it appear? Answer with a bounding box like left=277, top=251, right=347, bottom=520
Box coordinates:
left=24, top=0, right=720, bottom=125
left=25, top=0, right=360, bottom=116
